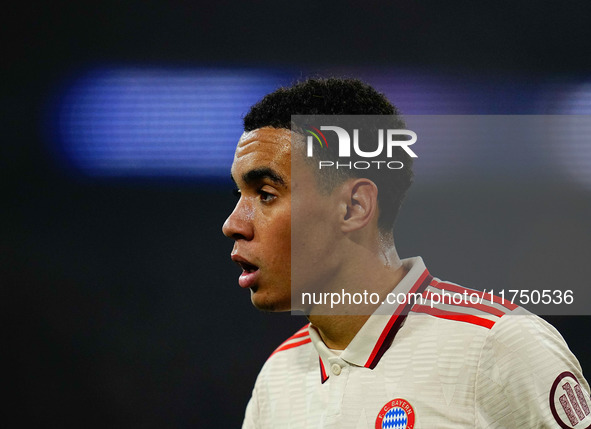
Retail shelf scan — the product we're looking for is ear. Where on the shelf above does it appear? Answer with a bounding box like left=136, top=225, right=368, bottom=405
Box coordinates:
left=340, top=179, right=378, bottom=233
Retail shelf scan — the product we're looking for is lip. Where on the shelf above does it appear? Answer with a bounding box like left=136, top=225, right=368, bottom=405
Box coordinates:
left=238, top=269, right=260, bottom=288
left=231, top=254, right=260, bottom=289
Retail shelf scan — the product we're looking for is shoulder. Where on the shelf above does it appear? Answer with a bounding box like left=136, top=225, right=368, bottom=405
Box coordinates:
left=481, top=311, right=584, bottom=380
left=408, top=276, right=586, bottom=383
left=256, top=323, right=315, bottom=380
left=475, top=314, right=591, bottom=427
left=243, top=324, right=315, bottom=428
left=413, top=277, right=590, bottom=426
left=268, top=323, right=312, bottom=360
left=413, top=277, right=578, bottom=357
left=410, top=277, right=520, bottom=332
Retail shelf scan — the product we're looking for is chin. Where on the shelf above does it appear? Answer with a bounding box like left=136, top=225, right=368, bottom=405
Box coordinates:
left=250, top=289, right=291, bottom=313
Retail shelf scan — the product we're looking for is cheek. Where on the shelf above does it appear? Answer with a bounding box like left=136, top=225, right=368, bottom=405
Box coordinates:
left=292, top=199, right=339, bottom=249
left=260, top=211, right=292, bottom=263
left=292, top=215, right=337, bottom=266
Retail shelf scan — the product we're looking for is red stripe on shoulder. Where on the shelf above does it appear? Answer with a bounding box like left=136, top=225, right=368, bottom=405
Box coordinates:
left=430, top=280, right=518, bottom=311
left=422, top=290, right=505, bottom=317
left=269, top=338, right=311, bottom=359
left=288, top=330, right=310, bottom=340
left=412, top=304, right=496, bottom=329
left=268, top=324, right=311, bottom=359
left=295, top=323, right=311, bottom=333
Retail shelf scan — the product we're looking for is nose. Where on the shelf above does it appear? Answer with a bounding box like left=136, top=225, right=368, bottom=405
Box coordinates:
left=222, top=200, right=254, bottom=241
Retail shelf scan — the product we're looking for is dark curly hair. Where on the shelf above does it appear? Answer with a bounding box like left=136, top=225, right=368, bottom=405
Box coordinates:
left=243, top=77, right=414, bottom=232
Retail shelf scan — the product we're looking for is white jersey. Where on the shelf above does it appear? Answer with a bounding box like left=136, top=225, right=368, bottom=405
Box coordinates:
left=243, top=257, right=590, bottom=429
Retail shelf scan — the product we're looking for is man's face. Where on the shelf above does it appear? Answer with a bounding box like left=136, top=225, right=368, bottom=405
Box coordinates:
left=222, top=127, right=293, bottom=311
left=223, top=127, right=344, bottom=312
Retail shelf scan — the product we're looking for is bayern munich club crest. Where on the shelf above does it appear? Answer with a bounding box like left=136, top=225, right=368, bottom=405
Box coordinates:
left=375, top=398, right=415, bottom=429
left=550, top=371, right=591, bottom=429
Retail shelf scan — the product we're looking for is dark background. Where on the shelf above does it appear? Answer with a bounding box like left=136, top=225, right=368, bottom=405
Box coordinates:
left=3, top=1, right=591, bottom=427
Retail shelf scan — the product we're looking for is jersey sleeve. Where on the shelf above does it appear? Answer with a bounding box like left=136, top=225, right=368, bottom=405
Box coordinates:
left=475, top=314, right=591, bottom=428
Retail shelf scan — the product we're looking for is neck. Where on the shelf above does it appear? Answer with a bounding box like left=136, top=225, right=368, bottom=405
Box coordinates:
left=307, top=248, right=407, bottom=350
left=307, top=314, right=370, bottom=349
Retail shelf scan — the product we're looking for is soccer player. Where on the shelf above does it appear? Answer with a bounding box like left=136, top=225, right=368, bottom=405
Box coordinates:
left=222, top=78, right=590, bottom=428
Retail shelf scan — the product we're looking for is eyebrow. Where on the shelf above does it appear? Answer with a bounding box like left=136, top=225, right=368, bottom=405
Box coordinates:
left=231, top=167, right=287, bottom=188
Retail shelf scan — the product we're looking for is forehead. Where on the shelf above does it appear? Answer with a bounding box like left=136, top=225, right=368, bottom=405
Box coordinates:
left=232, top=127, right=292, bottom=178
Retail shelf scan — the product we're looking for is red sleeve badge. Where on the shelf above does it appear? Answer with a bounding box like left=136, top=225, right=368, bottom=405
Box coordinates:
left=550, top=371, right=591, bottom=429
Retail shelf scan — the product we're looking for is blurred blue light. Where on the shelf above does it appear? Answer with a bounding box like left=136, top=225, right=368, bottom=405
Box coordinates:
left=556, top=82, right=591, bottom=114
left=47, top=66, right=590, bottom=186
left=50, top=68, right=294, bottom=179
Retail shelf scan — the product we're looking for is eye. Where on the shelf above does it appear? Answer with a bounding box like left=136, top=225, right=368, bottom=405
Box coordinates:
left=258, top=189, right=276, bottom=203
